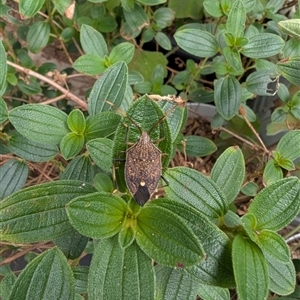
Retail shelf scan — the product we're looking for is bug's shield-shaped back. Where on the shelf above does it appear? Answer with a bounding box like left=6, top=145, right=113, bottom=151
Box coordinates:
left=113, top=96, right=173, bottom=203
left=125, top=132, right=162, bottom=206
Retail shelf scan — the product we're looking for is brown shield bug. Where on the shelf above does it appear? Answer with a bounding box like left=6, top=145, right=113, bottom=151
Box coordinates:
left=112, top=96, right=184, bottom=206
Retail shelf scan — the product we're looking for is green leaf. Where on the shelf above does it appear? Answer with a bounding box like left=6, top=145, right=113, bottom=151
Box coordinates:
left=27, top=21, right=50, bottom=53
left=19, top=0, right=45, bottom=18
left=277, top=56, right=300, bottom=86
left=183, top=135, right=217, bottom=157
left=197, top=283, right=230, bottom=300
left=136, top=204, right=204, bottom=267
left=232, top=234, right=269, bottom=300
left=73, top=54, right=107, bottom=75
left=174, top=28, right=218, bottom=58
left=257, top=230, right=290, bottom=264
left=241, top=33, right=285, bottom=58
left=80, top=24, right=108, bottom=56
left=138, top=0, right=166, bottom=5
left=0, top=159, right=28, bottom=199
left=246, top=70, right=277, bottom=96
left=88, top=237, right=155, bottom=299
left=0, top=98, right=8, bottom=123
left=168, top=0, right=204, bottom=18
left=73, top=266, right=88, bottom=294
left=0, top=180, right=96, bottom=243
left=276, top=130, right=300, bottom=162
left=67, top=109, right=86, bottom=133
left=93, top=173, right=114, bottom=193
left=0, top=42, right=7, bottom=96
left=128, top=70, right=144, bottom=85
left=266, top=253, right=296, bottom=296
left=165, top=167, right=227, bottom=220
left=54, top=229, right=88, bottom=260
left=123, top=3, right=149, bottom=34
left=88, top=62, right=128, bottom=115
left=8, top=131, right=58, bottom=162
left=0, top=273, right=17, bottom=300
left=154, top=200, right=234, bottom=287
left=7, top=247, right=74, bottom=300
left=203, top=0, right=223, bottom=18
left=211, top=146, right=245, bottom=204
left=52, top=0, right=72, bottom=16
left=156, top=266, right=199, bottom=300
left=214, top=76, right=241, bottom=120
left=263, top=159, right=283, bottom=186
left=155, top=32, right=172, bottom=50
left=222, top=47, right=244, bottom=75
left=60, top=132, right=84, bottom=160
left=17, top=78, right=42, bottom=95
left=241, top=182, right=258, bottom=196
left=85, top=111, right=121, bottom=140
left=60, top=27, right=75, bottom=42
left=66, top=192, right=127, bottom=239
left=278, top=19, right=300, bottom=39
left=129, top=50, right=168, bottom=81
left=109, top=42, right=135, bottom=64
left=226, top=0, right=246, bottom=38
left=9, top=104, right=69, bottom=145
left=248, top=177, right=300, bottom=230
left=153, top=7, right=175, bottom=29
left=86, top=138, right=113, bottom=173
left=60, top=155, right=94, bottom=182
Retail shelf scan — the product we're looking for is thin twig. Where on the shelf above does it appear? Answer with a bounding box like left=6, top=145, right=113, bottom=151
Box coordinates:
left=7, top=61, right=87, bottom=110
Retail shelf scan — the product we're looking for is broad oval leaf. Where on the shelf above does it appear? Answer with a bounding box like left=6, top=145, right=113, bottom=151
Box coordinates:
left=155, top=32, right=172, bottom=50
left=9, top=104, right=69, bottom=145
left=257, top=230, right=290, bottom=264
left=248, top=177, right=300, bottom=230
left=278, top=19, right=300, bottom=39
left=67, top=109, right=86, bottom=133
left=60, top=155, right=94, bottom=183
left=85, top=111, right=121, bottom=141
left=109, top=42, right=135, bottom=64
left=88, top=62, right=128, bottom=115
left=211, top=146, right=245, bottom=204
left=214, top=76, right=241, bottom=120
left=60, top=132, right=84, bottom=160
left=123, top=3, right=149, bottom=33
left=164, top=167, right=227, bottom=220
left=66, top=192, right=127, bottom=239
left=80, top=24, right=108, bottom=56
left=0, top=98, right=8, bottom=122
left=174, top=28, right=218, bottom=58
left=246, top=70, right=278, bottom=96
left=197, top=283, right=230, bottom=300
left=136, top=204, right=204, bottom=268
left=88, top=237, right=155, bottom=300
left=226, top=0, right=246, bottom=38
left=73, top=266, right=89, bottom=294
left=263, top=159, right=283, bottom=186
left=73, top=54, right=106, bottom=75
left=19, top=0, right=45, bottom=18
left=0, top=42, right=7, bottom=96
left=0, top=159, right=28, bottom=199
left=86, top=138, right=113, bottom=173
left=8, top=131, right=59, bottom=162
left=266, top=253, right=296, bottom=296
left=8, top=247, right=74, bottom=300
left=276, top=130, right=300, bottom=162
left=183, top=135, right=217, bottom=157
left=241, top=33, right=285, bottom=58
left=277, top=56, right=300, bottom=86
left=27, top=21, right=50, bottom=53
left=0, top=180, right=96, bottom=243
left=155, top=266, right=199, bottom=300
left=154, top=199, right=234, bottom=287
left=232, top=234, right=269, bottom=300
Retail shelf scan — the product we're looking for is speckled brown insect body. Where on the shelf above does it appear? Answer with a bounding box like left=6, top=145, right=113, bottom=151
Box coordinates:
left=125, top=131, right=162, bottom=206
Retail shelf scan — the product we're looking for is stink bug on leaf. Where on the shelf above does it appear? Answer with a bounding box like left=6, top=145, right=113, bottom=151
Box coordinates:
left=112, top=95, right=184, bottom=206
